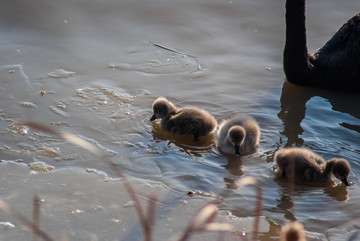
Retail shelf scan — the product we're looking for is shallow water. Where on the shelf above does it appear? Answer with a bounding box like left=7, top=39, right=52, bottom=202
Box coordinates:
left=1, top=0, right=360, bottom=240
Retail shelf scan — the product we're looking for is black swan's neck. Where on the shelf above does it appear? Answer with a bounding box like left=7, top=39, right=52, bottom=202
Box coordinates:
left=283, top=0, right=312, bottom=85
left=283, top=0, right=360, bottom=90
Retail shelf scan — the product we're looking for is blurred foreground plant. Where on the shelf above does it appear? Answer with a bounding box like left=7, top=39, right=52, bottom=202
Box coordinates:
left=6, top=121, right=356, bottom=241
left=2, top=121, right=239, bottom=241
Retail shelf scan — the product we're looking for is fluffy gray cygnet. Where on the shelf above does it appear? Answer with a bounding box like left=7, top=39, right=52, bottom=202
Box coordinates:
left=150, top=97, right=217, bottom=140
left=217, top=114, right=260, bottom=155
left=274, top=147, right=351, bottom=186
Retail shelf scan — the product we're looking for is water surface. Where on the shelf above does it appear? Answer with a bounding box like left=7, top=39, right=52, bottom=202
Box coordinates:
left=1, top=0, right=359, bottom=240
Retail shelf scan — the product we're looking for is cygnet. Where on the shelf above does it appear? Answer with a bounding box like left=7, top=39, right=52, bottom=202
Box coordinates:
left=150, top=97, right=217, bottom=140
left=217, top=114, right=260, bottom=155
left=274, top=147, right=351, bottom=186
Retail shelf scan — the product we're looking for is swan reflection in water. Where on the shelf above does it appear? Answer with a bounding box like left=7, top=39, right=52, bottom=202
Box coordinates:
left=278, top=81, right=360, bottom=147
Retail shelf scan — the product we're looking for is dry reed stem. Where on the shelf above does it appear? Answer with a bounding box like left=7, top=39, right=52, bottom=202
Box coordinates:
left=190, top=203, right=218, bottom=231
left=33, top=195, right=41, bottom=241
left=0, top=199, right=56, bottom=241
left=146, top=194, right=158, bottom=239
left=12, top=121, right=268, bottom=241
left=14, top=121, right=153, bottom=241
left=169, top=202, right=235, bottom=241
left=233, top=176, right=262, bottom=241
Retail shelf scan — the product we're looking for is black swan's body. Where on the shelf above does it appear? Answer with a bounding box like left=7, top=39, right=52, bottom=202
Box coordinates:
left=283, top=0, right=360, bottom=90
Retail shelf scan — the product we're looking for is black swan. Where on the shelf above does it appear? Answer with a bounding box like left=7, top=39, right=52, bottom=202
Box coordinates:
left=283, top=0, right=360, bottom=90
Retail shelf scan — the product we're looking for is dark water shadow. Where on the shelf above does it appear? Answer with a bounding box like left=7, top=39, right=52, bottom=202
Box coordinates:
left=150, top=121, right=216, bottom=157
left=278, top=81, right=360, bottom=147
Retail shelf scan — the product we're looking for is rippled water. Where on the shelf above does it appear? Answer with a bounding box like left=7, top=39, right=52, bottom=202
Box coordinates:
left=1, top=0, right=360, bottom=240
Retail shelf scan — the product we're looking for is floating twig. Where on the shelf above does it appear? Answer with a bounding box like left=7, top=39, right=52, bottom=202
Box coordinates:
left=40, top=86, right=46, bottom=96
left=149, top=41, right=202, bottom=72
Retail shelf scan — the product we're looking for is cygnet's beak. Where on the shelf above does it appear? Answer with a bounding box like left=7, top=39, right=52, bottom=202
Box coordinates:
left=150, top=114, right=156, bottom=121
left=341, top=178, right=350, bottom=186
left=235, top=145, right=241, bottom=155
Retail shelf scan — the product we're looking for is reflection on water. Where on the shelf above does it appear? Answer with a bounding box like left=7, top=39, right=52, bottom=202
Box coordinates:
left=276, top=195, right=296, bottom=222
left=223, top=155, right=244, bottom=177
left=275, top=177, right=349, bottom=225
left=323, top=184, right=349, bottom=202
left=278, top=81, right=360, bottom=147
left=223, top=155, right=245, bottom=189
left=151, top=121, right=216, bottom=157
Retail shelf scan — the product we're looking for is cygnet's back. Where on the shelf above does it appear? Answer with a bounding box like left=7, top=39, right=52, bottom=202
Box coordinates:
left=150, top=97, right=217, bottom=140
left=275, top=147, right=325, bottom=178
left=274, top=147, right=351, bottom=185
left=217, top=114, right=260, bottom=155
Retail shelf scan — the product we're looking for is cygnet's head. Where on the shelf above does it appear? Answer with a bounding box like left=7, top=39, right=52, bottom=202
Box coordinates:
left=331, top=158, right=351, bottom=186
left=150, top=97, right=176, bottom=121
left=227, top=126, right=246, bottom=155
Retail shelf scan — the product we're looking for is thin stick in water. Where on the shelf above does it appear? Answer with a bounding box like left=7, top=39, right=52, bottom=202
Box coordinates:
left=149, top=41, right=202, bottom=72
